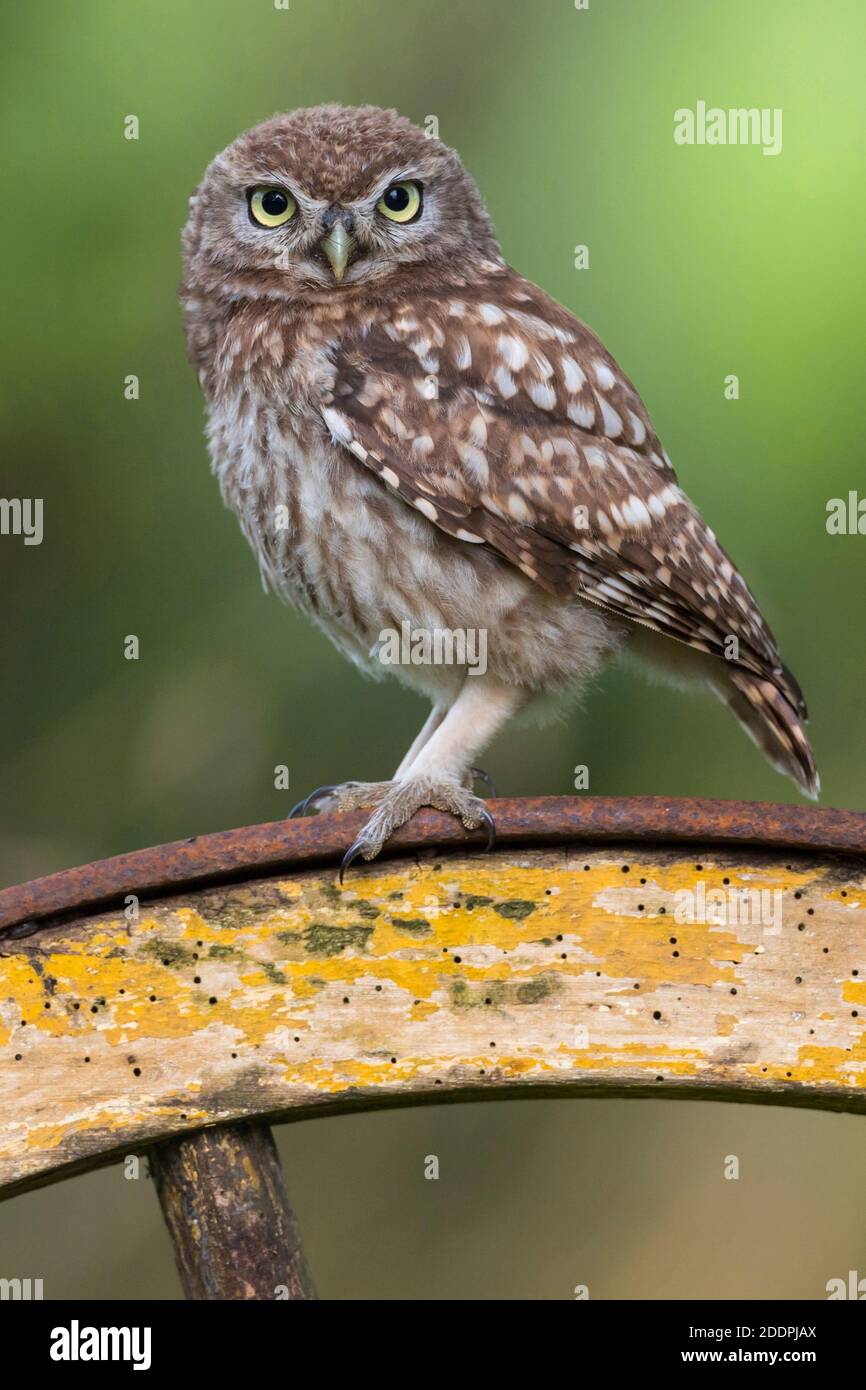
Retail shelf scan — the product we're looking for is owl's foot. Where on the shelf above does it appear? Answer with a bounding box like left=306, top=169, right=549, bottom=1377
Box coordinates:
left=290, top=768, right=494, bottom=819
left=339, top=776, right=496, bottom=883
left=288, top=781, right=394, bottom=818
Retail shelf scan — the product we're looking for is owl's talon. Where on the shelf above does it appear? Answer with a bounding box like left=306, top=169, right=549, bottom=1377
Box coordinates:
left=288, top=784, right=339, bottom=819
left=339, top=836, right=369, bottom=885
left=469, top=766, right=497, bottom=797
left=477, top=806, right=497, bottom=851
left=289, top=780, right=394, bottom=819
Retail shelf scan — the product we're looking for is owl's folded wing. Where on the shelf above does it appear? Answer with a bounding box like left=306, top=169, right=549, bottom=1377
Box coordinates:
left=319, top=272, right=806, bottom=719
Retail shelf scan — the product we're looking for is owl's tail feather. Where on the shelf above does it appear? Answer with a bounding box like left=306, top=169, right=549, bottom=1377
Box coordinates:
left=721, top=667, right=820, bottom=801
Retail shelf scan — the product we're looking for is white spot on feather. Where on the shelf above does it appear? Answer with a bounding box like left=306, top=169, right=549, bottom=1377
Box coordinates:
left=593, top=361, right=616, bottom=390
left=453, top=336, right=472, bottom=370
left=494, top=366, right=518, bottom=398
left=456, top=441, right=489, bottom=485
left=567, top=399, right=595, bottom=429
left=599, top=398, right=623, bottom=437
left=622, top=494, right=651, bottom=528
left=507, top=492, right=532, bottom=522
left=479, top=303, right=506, bottom=326
left=322, top=407, right=352, bottom=443
left=529, top=382, right=556, bottom=411
left=497, top=334, right=529, bottom=371
left=561, top=356, right=586, bottom=393
left=627, top=410, right=646, bottom=445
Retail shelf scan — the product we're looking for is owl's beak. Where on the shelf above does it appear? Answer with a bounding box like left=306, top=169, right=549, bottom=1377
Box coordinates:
left=320, top=223, right=353, bottom=283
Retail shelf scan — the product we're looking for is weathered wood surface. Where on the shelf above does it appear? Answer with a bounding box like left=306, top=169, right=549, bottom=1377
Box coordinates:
left=151, top=1122, right=315, bottom=1300
left=1, top=840, right=865, bottom=1196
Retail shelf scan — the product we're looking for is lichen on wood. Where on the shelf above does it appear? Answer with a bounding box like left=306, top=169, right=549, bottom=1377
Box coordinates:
left=1, top=842, right=865, bottom=1197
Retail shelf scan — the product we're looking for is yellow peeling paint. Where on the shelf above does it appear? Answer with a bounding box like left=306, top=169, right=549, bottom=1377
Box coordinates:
left=2, top=844, right=865, bottom=1191
left=750, top=1030, right=866, bottom=1088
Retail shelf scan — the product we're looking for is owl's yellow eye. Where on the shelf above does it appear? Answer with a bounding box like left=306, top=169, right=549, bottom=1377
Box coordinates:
left=376, top=180, right=422, bottom=224
left=249, top=186, right=297, bottom=227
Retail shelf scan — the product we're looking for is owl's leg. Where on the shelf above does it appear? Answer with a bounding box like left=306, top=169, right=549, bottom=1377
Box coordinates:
left=392, top=702, right=449, bottom=778
left=288, top=701, right=449, bottom=818
left=393, top=705, right=497, bottom=791
left=340, top=675, right=522, bottom=880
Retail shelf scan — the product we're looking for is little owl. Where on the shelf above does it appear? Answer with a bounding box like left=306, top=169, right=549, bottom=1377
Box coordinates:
left=181, top=105, right=818, bottom=877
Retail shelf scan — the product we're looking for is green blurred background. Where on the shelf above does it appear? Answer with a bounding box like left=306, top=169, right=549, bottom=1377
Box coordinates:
left=2, top=0, right=865, bottom=1299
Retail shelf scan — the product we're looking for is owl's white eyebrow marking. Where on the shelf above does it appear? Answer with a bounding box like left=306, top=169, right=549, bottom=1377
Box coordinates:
left=365, top=168, right=426, bottom=203
left=245, top=171, right=323, bottom=209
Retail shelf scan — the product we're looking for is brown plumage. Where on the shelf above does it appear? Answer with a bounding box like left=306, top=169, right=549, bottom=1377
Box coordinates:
left=181, top=104, right=817, bottom=869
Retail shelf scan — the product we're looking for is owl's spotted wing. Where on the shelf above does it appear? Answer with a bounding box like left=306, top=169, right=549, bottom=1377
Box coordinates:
left=320, top=271, right=804, bottom=715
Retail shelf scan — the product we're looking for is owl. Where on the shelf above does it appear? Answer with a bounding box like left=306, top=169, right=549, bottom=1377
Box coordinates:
left=181, top=104, right=818, bottom=877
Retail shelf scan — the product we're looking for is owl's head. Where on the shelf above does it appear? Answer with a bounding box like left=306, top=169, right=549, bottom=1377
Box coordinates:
left=183, top=105, right=502, bottom=301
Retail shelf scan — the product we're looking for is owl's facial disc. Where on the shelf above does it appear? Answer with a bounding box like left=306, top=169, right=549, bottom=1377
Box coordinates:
left=184, top=108, right=503, bottom=302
